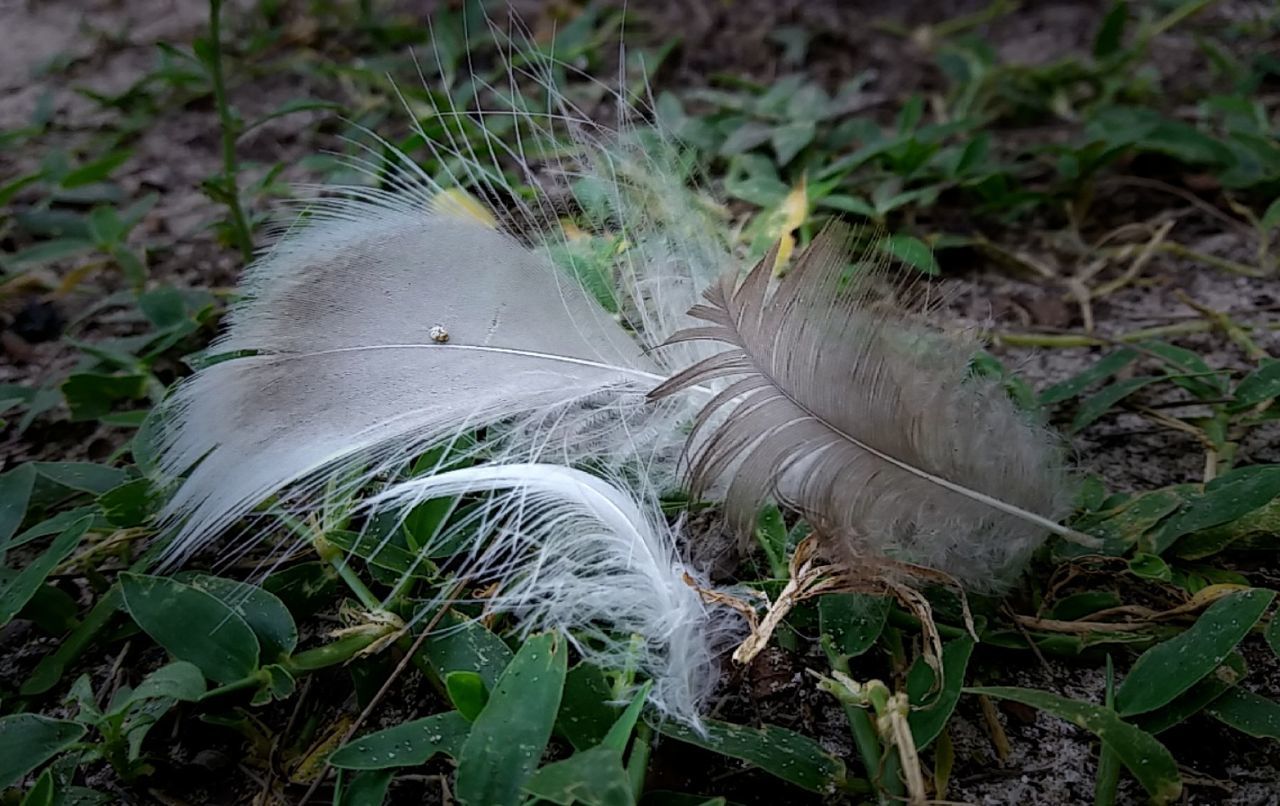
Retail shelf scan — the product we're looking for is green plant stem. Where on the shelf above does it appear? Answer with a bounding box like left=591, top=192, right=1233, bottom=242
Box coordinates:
left=1094, top=655, right=1121, bottom=805
left=201, top=668, right=271, bottom=699
left=826, top=654, right=904, bottom=804
left=887, top=606, right=968, bottom=639
left=300, top=529, right=382, bottom=611
left=207, top=0, right=254, bottom=263
left=202, top=628, right=390, bottom=701
left=626, top=722, right=652, bottom=800
left=287, top=629, right=387, bottom=672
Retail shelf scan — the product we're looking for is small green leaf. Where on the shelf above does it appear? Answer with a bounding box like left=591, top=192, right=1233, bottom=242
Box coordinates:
left=600, top=684, right=650, bottom=753
left=0, top=516, right=90, bottom=628
left=242, top=99, right=342, bottom=133
left=1093, top=1, right=1128, bottom=57
left=329, top=711, right=471, bottom=770
left=419, top=613, right=513, bottom=690
left=23, top=585, right=122, bottom=695
left=20, top=768, right=56, bottom=806
left=558, top=664, right=622, bottom=751
left=1262, top=197, right=1280, bottom=232
left=0, top=714, right=86, bottom=789
left=820, top=594, right=890, bottom=658
left=456, top=633, right=568, bottom=806
left=1230, top=359, right=1280, bottom=411
left=907, top=637, right=975, bottom=749
left=335, top=769, right=394, bottom=806
left=771, top=120, right=816, bottom=165
left=447, top=671, right=489, bottom=721
left=120, top=573, right=260, bottom=684
left=61, top=150, right=132, bottom=188
left=1116, top=589, right=1274, bottom=716
left=98, top=478, right=160, bottom=527
left=656, top=718, right=845, bottom=793
left=879, top=233, right=939, bottom=275
left=1070, top=376, right=1160, bottom=432
left=967, top=687, right=1180, bottom=803
left=524, top=746, right=633, bottom=806
left=0, top=464, right=37, bottom=554
left=180, top=574, right=298, bottom=662
left=3, top=238, right=94, bottom=269
left=1206, top=689, right=1280, bottom=739
left=1127, top=553, right=1171, bottom=581
left=128, top=660, right=207, bottom=704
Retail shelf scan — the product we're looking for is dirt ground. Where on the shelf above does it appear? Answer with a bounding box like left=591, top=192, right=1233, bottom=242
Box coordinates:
left=3, top=1, right=1280, bottom=804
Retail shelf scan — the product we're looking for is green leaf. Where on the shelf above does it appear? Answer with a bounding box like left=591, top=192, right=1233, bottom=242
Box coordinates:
left=61, top=373, right=148, bottom=422
left=456, top=633, right=568, bottom=806
left=127, top=660, right=207, bottom=704
left=98, top=478, right=160, bottom=527
left=818, top=194, right=877, bottom=219
left=335, top=769, right=395, bottom=806
left=120, top=573, right=260, bottom=684
left=558, top=664, right=622, bottom=751
left=241, top=99, right=342, bottom=133
left=879, top=233, right=939, bottom=275
left=0, top=464, right=37, bottom=554
left=656, top=718, right=845, bottom=793
left=1062, top=488, right=1188, bottom=558
left=819, top=594, right=890, bottom=658
left=446, top=671, right=489, bottom=721
left=419, top=613, right=513, bottom=689
left=32, top=462, right=127, bottom=494
left=180, top=574, right=298, bottom=662
left=2, top=238, right=94, bottom=269
left=20, top=768, right=56, bottom=806
left=1147, top=466, right=1280, bottom=554
left=1116, top=589, right=1274, bottom=716
left=61, top=150, right=132, bottom=188
left=0, top=516, right=91, bottom=628
left=23, top=585, right=121, bottom=695
left=1132, top=654, right=1245, bottom=735
left=1206, top=689, right=1280, bottom=739
left=524, top=746, right=633, bottom=806
left=1093, top=1, right=1128, bottom=58
left=1262, top=197, right=1280, bottom=232
left=907, top=637, right=975, bottom=749
left=329, top=711, right=471, bottom=770
left=1127, top=552, right=1171, bottom=581
left=771, top=120, right=816, bottom=165
left=0, top=714, right=86, bottom=789
left=87, top=206, right=125, bottom=245
left=600, top=684, right=650, bottom=753
left=967, top=687, right=1180, bottom=803
left=1230, top=358, right=1280, bottom=411
left=1070, top=376, right=1161, bottom=432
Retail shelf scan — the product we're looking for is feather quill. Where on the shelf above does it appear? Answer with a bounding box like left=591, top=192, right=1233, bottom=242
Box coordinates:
left=649, top=223, right=1076, bottom=590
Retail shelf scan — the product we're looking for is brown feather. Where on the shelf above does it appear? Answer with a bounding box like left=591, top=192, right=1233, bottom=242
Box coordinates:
left=648, top=223, right=1076, bottom=590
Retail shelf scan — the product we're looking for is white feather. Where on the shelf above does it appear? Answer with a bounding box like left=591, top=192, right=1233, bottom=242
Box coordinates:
left=367, top=463, right=742, bottom=725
